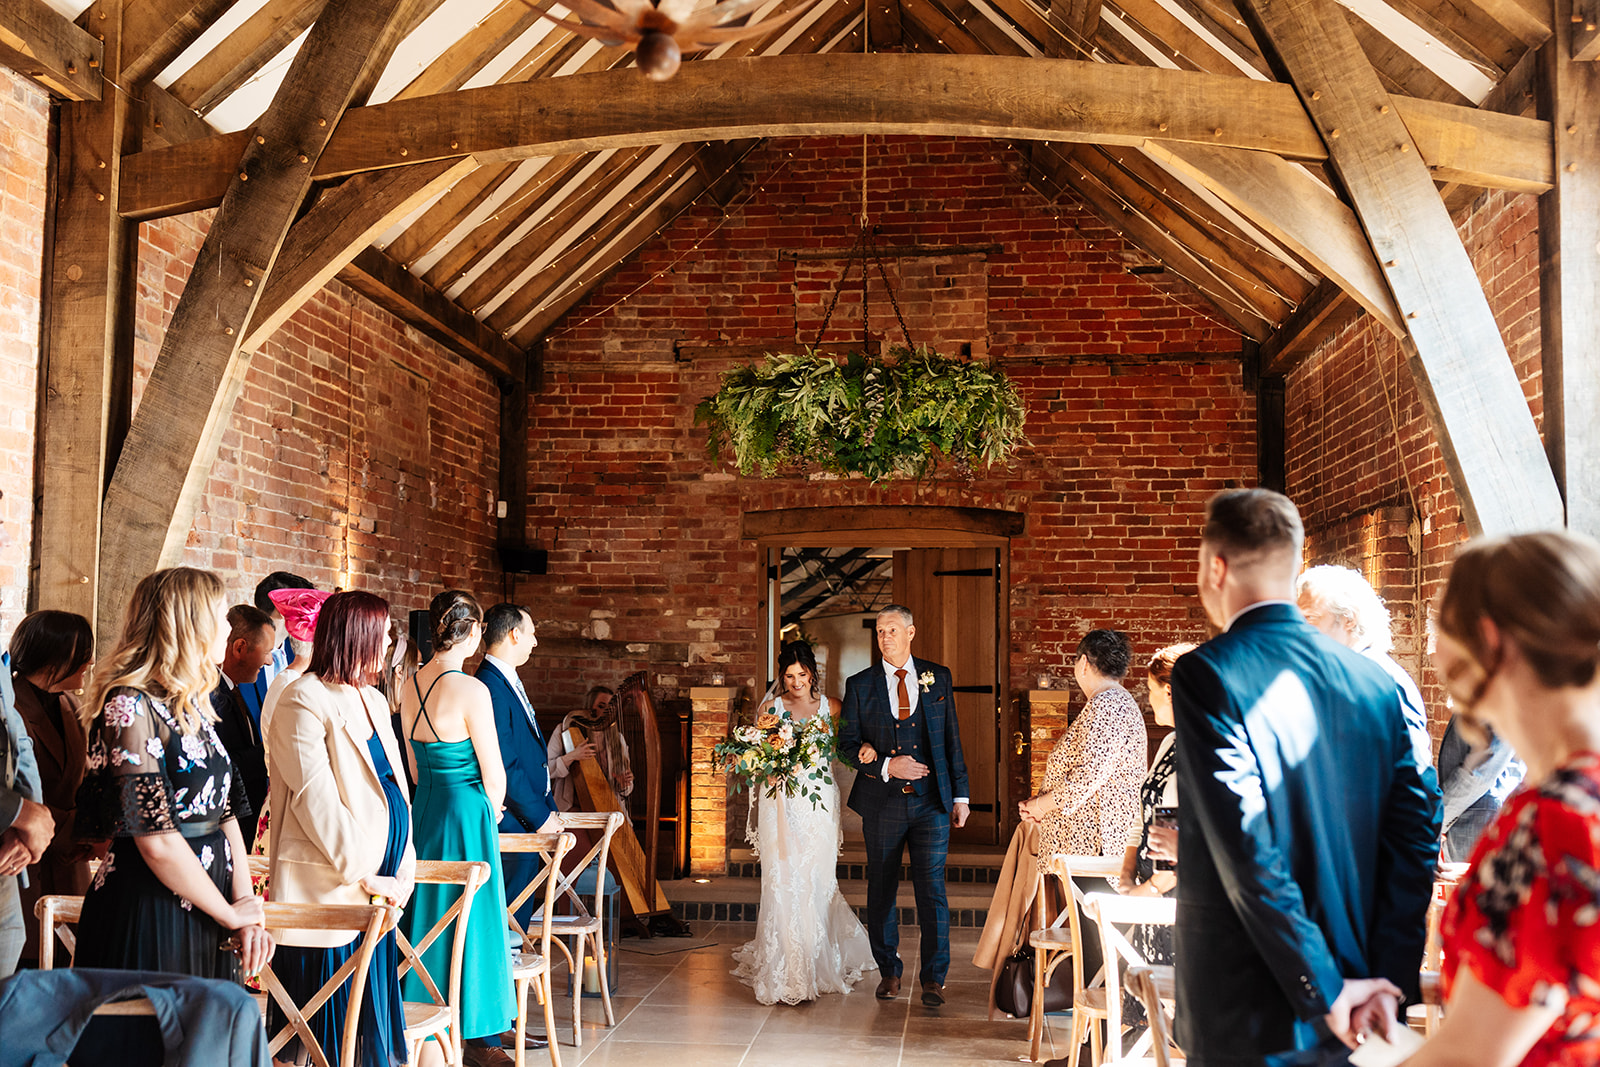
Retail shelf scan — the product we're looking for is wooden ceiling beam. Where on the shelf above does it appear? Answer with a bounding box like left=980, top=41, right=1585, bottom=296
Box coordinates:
left=392, top=0, right=542, bottom=100
left=1574, top=21, right=1600, bottom=61
left=1383, top=0, right=1513, bottom=76
left=120, top=54, right=1553, bottom=219
left=511, top=174, right=712, bottom=346
left=243, top=156, right=480, bottom=353
left=338, top=247, right=525, bottom=380
left=1240, top=0, right=1562, bottom=534
left=1466, top=0, right=1551, bottom=48
left=1397, top=94, right=1552, bottom=192
left=385, top=161, right=527, bottom=267
left=120, top=0, right=234, bottom=84
left=138, top=82, right=212, bottom=147
left=899, top=0, right=989, bottom=53
left=0, top=0, right=103, bottom=101
left=693, top=138, right=757, bottom=207
left=1144, top=141, right=1402, bottom=334
left=166, top=0, right=327, bottom=114
left=1257, top=278, right=1365, bottom=375
left=1048, top=0, right=1103, bottom=57
left=1537, top=4, right=1600, bottom=532
left=868, top=0, right=904, bottom=48
left=97, top=0, right=434, bottom=631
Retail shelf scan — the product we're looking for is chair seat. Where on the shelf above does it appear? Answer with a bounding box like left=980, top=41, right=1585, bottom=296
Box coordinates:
left=1028, top=928, right=1075, bottom=950
left=402, top=1000, right=450, bottom=1037
left=548, top=915, right=600, bottom=933
left=511, top=951, right=548, bottom=979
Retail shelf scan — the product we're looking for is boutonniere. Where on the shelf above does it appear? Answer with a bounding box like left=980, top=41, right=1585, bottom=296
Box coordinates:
left=919, top=670, right=935, bottom=693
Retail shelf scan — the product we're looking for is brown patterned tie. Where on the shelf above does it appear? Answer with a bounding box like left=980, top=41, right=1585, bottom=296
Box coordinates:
left=895, top=668, right=911, bottom=720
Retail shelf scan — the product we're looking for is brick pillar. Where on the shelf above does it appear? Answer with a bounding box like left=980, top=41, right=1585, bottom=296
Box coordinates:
left=688, top=686, right=741, bottom=875
left=1028, top=689, right=1074, bottom=790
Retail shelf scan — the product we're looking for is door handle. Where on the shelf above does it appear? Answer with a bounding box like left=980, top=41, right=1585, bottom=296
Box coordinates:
left=1013, top=731, right=1025, bottom=756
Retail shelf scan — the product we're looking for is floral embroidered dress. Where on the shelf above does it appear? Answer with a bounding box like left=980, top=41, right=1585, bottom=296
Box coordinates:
left=74, top=686, right=250, bottom=980
left=1441, top=752, right=1600, bottom=1067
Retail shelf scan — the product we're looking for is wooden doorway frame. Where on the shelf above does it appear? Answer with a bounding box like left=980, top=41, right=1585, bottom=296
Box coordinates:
left=743, top=505, right=1026, bottom=845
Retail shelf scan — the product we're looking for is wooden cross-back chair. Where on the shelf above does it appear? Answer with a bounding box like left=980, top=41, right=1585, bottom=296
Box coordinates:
left=500, top=830, right=576, bottom=1067
left=542, top=811, right=625, bottom=1044
left=36, top=893, right=390, bottom=1067
left=1125, top=965, right=1181, bottom=1067
left=1028, top=854, right=1121, bottom=1063
left=395, top=859, right=490, bottom=1067
left=1083, top=891, right=1177, bottom=1066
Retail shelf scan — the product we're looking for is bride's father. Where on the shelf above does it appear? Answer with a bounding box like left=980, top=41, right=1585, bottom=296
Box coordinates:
left=841, top=605, right=970, bottom=1007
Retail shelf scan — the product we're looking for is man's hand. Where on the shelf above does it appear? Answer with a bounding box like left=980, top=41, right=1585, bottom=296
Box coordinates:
left=1349, top=990, right=1401, bottom=1045
left=886, top=756, right=929, bottom=780
left=11, top=799, right=54, bottom=861
left=0, top=829, right=29, bottom=876
left=1324, top=977, right=1402, bottom=1049
left=952, top=802, right=969, bottom=828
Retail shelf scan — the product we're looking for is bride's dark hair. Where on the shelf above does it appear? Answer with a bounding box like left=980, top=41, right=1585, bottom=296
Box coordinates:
left=777, top=641, right=821, bottom=697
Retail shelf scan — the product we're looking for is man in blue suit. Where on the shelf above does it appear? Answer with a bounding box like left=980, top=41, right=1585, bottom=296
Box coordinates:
left=240, top=571, right=314, bottom=723
left=476, top=602, right=558, bottom=1055
left=841, top=604, right=970, bottom=1007
left=1172, top=489, right=1441, bottom=1065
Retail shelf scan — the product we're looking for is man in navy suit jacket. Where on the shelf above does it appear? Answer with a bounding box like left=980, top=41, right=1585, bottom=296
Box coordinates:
left=840, top=605, right=970, bottom=1007
left=476, top=604, right=559, bottom=926
left=1173, top=489, right=1440, bottom=1065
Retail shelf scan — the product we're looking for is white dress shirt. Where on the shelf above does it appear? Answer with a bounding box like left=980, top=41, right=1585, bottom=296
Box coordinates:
left=879, top=654, right=967, bottom=806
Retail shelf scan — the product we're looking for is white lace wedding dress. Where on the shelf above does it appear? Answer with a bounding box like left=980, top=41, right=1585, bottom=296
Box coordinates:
left=731, top=697, right=877, bottom=1005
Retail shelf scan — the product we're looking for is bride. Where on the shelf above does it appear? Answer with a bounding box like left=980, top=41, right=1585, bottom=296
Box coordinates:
left=732, top=642, right=877, bottom=1005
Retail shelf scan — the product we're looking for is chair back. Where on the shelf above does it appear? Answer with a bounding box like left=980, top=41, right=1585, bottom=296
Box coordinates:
left=500, top=832, right=578, bottom=958
left=1084, top=891, right=1176, bottom=1065
left=1046, top=854, right=1122, bottom=998
left=259, top=901, right=391, bottom=1067
left=35, top=894, right=82, bottom=970
left=1126, top=964, right=1179, bottom=1067
left=395, top=859, right=489, bottom=1060
left=552, top=811, right=625, bottom=923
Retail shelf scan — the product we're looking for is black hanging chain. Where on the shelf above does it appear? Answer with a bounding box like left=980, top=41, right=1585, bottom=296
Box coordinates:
left=811, top=224, right=915, bottom=351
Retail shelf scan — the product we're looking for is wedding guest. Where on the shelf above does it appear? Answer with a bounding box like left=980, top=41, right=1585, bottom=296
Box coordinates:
left=400, top=591, right=516, bottom=1066
left=1173, top=489, right=1437, bottom=1061
left=1018, top=629, right=1146, bottom=983
left=1296, top=564, right=1437, bottom=779
left=1375, top=531, right=1600, bottom=1067
left=208, top=605, right=274, bottom=847
left=242, top=572, right=315, bottom=722
left=1117, top=642, right=1196, bottom=899
left=10, top=610, right=100, bottom=964
left=267, top=591, right=412, bottom=1067
left=0, top=644, right=51, bottom=980
left=253, top=588, right=329, bottom=858
left=74, top=568, right=272, bottom=982
left=545, top=686, right=617, bottom=812
left=1436, top=711, right=1524, bottom=863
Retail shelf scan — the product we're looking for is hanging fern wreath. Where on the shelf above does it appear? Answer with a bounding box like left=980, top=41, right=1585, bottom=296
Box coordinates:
left=694, top=346, right=1028, bottom=482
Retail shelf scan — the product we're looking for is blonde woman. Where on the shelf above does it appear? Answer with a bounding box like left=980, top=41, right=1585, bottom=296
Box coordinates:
left=74, top=567, right=273, bottom=980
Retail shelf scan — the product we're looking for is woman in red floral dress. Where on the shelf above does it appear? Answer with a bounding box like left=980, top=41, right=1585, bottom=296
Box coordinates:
left=1401, top=531, right=1600, bottom=1067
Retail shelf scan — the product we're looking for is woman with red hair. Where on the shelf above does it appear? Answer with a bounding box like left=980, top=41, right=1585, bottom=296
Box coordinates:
left=266, top=591, right=415, bottom=1067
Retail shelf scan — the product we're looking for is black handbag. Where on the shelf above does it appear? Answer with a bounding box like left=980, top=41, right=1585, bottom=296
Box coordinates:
left=993, top=945, right=1073, bottom=1018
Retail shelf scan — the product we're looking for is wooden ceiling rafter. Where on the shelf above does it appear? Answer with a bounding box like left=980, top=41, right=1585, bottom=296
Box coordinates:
left=120, top=0, right=234, bottom=83
left=165, top=0, right=327, bottom=115
left=0, top=0, right=104, bottom=101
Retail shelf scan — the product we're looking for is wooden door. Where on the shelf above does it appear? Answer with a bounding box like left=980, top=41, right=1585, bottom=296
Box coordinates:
left=893, top=547, right=1002, bottom=844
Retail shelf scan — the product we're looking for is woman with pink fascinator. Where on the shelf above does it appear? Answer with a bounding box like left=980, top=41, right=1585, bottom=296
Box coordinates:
left=250, top=587, right=329, bottom=862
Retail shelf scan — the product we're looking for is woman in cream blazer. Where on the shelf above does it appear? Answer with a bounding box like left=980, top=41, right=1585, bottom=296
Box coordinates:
left=265, top=591, right=414, bottom=1067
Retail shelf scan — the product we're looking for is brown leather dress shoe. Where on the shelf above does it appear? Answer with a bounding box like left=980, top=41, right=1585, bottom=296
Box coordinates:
left=920, top=981, right=946, bottom=1006
left=876, top=974, right=901, bottom=999
left=461, top=1044, right=515, bottom=1067
left=498, top=1029, right=550, bottom=1050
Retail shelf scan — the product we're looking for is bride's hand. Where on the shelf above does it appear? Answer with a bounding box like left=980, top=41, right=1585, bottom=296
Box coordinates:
left=858, top=742, right=878, bottom=763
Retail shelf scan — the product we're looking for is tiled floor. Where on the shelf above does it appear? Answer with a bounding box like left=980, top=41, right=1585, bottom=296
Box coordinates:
left=534, top=922, right=1075, bottom=1066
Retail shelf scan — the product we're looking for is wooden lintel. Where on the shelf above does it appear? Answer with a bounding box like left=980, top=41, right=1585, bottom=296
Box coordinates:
left=36, top=0, right=134, bottom=635
left=337, top=246, right=525, bottom=382
left=1240, top=0, right=1563, bottom=535
left=742, top=505, right=1025, bottom=540
left=97, top=0, right=431, bottom=632
left=245, top=156, right=478, bottom=352
left=1258, top=279, right=1365, bottom=376
left=1538, top=7, right=1600, bottom=533
left=0, top=0, right=103, bottom=102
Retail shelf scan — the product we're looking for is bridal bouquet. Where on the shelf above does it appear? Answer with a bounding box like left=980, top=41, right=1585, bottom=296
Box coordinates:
left=714, top=710, right=839, bottom=808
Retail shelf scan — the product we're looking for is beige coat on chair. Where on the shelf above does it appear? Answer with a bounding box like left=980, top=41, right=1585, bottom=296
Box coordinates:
left=266, top=673, right=416, bottom=947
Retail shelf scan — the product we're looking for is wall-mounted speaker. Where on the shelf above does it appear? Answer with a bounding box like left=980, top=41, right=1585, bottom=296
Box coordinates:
left=497, top=544, right=549, bottom=574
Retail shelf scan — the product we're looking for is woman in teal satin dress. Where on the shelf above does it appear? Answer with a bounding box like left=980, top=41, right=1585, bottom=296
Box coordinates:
left=399, top=590, right=516, bottom=1060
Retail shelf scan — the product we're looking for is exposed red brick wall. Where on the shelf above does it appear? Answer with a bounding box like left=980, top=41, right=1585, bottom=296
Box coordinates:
left=520, top=137, right=1253, bottom=790
left=133, top=213, right=507, bottom=616
left=0, top=70, right=49, bottom=637
left=1286, top=189, right=1543, bottom=734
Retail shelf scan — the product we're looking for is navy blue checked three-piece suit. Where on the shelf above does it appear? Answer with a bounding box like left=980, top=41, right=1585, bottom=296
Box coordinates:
left=476, top=661, right=559, bottom=926
left=840, top=657, right=970, bottom=987
left=1172, top=603, right=1441, bottom=1067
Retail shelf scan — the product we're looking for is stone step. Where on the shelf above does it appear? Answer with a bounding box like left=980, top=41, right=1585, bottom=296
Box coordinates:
left=725, top=845, right=1008, bottom=887
left=664, top=874, right=998, bottom=928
